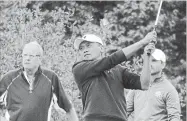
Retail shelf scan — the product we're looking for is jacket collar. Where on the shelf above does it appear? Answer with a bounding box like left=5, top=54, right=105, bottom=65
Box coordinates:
left=20, top=66, right=42, bottom=77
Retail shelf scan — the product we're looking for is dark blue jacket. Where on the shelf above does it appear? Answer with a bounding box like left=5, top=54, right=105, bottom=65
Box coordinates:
left=73, top=50, right=142, bottom=121
left=0, top=67, right=72, bottom=121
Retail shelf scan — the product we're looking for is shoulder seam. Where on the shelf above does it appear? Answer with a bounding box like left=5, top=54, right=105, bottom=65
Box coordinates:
left=7, top=74, right=20, bottom=90
left=41, top=73, right=54, bottom=92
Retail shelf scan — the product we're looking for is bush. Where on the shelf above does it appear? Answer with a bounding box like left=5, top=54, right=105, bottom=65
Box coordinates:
left=0, top=1, right=186, bottom=121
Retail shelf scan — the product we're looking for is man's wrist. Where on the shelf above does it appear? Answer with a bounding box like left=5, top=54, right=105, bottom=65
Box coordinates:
left=144, top=54, right=151, bottom=59
left=139, top=39, right=147, bottom=47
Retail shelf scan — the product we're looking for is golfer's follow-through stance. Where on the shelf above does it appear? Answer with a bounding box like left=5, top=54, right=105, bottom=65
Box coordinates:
left=72, top=31, right=157, bottom=121
left=0, top=41, right=79, bottom=121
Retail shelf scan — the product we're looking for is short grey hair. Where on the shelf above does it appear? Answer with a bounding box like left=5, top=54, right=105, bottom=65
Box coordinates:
left=23, top=41, right=43, bottom=56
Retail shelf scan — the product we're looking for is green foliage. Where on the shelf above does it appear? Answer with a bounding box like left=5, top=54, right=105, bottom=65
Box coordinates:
left=0, top=1, right=186, bottom=121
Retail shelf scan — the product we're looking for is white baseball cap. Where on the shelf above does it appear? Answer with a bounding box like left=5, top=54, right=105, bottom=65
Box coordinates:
left=74, top=34, right=104, bottom=50
left=151, top=49, right=166, bottom=62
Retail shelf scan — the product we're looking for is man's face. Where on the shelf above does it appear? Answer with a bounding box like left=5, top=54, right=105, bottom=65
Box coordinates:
left=78, top=41, right=103, bottom=61
left=150, top=56, right=165, bottom=75
left=22, top=45, right=41, bottom=70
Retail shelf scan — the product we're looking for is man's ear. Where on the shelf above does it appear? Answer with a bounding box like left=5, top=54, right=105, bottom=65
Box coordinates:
left=98, top=44, right=104, bottom=55
left=101, top=46, right=104, bottom=53
left=39, top=56, right=43, bottom=65
left=76, top=51, right=83, bottom=62
left=161, top=62, right=166, bottom=69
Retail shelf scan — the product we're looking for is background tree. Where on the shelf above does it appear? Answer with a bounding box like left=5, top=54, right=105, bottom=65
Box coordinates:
left=0, top=1, right=186, bottom=121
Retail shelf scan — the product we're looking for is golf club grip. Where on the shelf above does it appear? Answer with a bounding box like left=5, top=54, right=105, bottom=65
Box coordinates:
left=147, top=42, right=155, bottom=56
left=147, top=27, right=157, bottom=56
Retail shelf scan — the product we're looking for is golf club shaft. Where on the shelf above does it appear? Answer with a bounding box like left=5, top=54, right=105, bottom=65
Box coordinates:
left=147, top=0, right=163, bottom=55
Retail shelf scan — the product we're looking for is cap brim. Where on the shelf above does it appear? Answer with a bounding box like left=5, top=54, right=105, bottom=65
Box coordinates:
left=74, top=38, right=85, bottom=50
left=74, top=37, right=104, bottom=50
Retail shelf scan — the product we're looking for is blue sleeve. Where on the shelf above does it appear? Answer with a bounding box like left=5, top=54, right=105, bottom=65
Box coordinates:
left=166, top=89, right=181, bottom=121
left=52, top=74, right=72, bottom=112
left=119, top=66, right=141, bottom=89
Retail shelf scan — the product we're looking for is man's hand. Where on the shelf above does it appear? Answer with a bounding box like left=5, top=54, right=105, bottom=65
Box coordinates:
left=121, top=30, right=156, bottom=59
left=141, top=43, right=155, bottom=61
left=144, top=43, right=156, bottom=56
left=0, top=115, right=8, bottom=121
left=66, top=107, right=79, bottom=121
left=140, top=31, right=157, bottom=45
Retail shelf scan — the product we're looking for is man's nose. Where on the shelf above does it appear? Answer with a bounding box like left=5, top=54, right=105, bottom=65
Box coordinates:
left=83, top=50, right=88, bottom=53
left=24, top=56, right=31, bottom=60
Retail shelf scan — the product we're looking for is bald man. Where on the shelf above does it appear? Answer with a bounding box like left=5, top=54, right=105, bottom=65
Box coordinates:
left=0, top=41, right=79, bottom=121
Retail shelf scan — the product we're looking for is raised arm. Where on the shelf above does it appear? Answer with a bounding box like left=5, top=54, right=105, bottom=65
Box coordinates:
left=139, top=43, right=155, bottom=90
left=73, top=31, right=156, bottom=85
left=122, top=31, right=157, bottom=59
left=121, top=43, right=154, bottom=90
left=73, top=50, right=127, bottom=84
